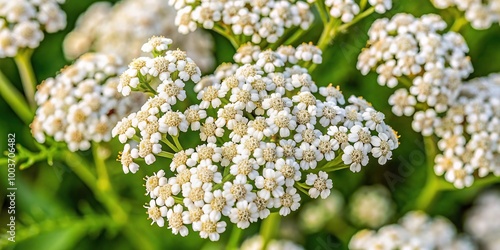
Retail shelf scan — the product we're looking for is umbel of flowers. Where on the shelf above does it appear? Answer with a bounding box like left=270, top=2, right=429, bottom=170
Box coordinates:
left=432, top=74, right=500, bottom=188
left=31, top=53, right=147, bottom=152
left=349, top=211, right=477, bottom=249
left=63, top=0, right=215, bottom=72
left=355, top=13, right=500, bottom=189
left=0, top=0, right=66, bottom=58
left=112, top=36, right=399, bottom=241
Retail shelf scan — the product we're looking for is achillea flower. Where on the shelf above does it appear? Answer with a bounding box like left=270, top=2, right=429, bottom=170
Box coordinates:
left=63, top=0, right=214, bottom=71
left=0, top=0, right=66, bottom=57
left=31, top=53, right=146, bottom=152
left=350, top=211, right=477, bottom=250
left=114, top=37, right=398, bottom=240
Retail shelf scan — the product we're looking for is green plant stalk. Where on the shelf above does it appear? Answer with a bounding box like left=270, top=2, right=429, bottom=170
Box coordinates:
left=158, top=151, right=174, bottom=158
left=14, top=49, right=37, bottom=109
left=172, top=135, right=183, bottom=150
left=316, top=19, right=338, bottom=52
left=415, top=135, right=440, bottom=210
left=59, top=150, right=153, bottom=250
left=213, top=25, right=240, bottom=49
left=92, top=143, right=111, bottom=192
left=59, top=151, right=126, bottom=222
left=450, top=16, right=468, bottom=32
left=161, top=136, right=180, bottom=152
left=360, top=0, right=368, bottom=10
left=260, top=212, right=281, bottom=249
left=0, top=70, right=33, bottom=124
left=315, top=0, right=330, bottom=25
left=324, top=217, right=357, bottom=246
left=226, top=226, right=243, bottom=250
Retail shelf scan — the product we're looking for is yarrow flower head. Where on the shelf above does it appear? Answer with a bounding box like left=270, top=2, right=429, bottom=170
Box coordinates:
left=355, top=13, right=499, bottom=189
left=358, top=13, right=473, bottom=118
left=465, top=190, right=500, bottom=250
left=431, top=74, right=500, bottom=188
left=0, top=0, right=66, bottom=58
left=430, top=0, right=500, bottom=29
left=63, top=0, right=214, bottom=71
left=167, top=0, right=314, bottom=45
left=113, top=37, right=399, bottom=241
left=31, top=53, right=146, bottom=152
left=348, top=185, right=395, bottom=228
left=349, top=211, right=477, bottom=250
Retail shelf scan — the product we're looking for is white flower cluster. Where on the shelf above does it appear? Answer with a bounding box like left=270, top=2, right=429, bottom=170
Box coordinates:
left=465, top=190, right=500, bottom=250
left=0, top=0, right=66, bottom=57
left=31, top=53, right=146, bottom=152
left=309, top=0, right=392, bottom=23
left=299, top=190, right=343, bottom=233
left=358, top=13, right=473, bottom=121
left=240, top=235, right=304, bottom=250
left=168, top=0, right=313, bottom=44
left=112, top=37, right=398, bottom=241
left=348, top=185, right=395, bottom=228
left=432, top=73, right=500, bottom=188
left=63, top=0, right=214, bottom=72
left=349, top=211, right=477, bottom=250
left=431, top=0, right=500, bottom=29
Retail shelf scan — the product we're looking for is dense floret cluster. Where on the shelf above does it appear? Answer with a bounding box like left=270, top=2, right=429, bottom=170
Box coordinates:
left=112, top=37, right=398, bottom=240
left=0, top=0, right=66, bottom=57
left=350, top=211, right=477, bottom=250
left=31, top=53, right=146, bottom=151
left=63, top=0, right=214, bottom=71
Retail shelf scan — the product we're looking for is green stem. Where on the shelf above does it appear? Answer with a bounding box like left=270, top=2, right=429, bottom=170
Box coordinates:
left=213, top=25, right=240, bottom=49
left=336, top=7, right=375, bottom=33
left=158, top=151, right=174, bottom=158
left=398, top=76, right=414, bottom=89
left=58, top=151, right=127, bottom=224
left=360, top=0, right=368, bottom=10
left=14, top=49, right=37, bottom=109
left=172, top=135, right=183, bottom=150
left=415, top=136, right=440, bottom=210
left=59, top=150, right=151, bottom=250
left=316, top=19, right=338, bottom=52
left=450, top=16, right=468, bottom=32
left=226, top=226, right=243, bottom=250
left=324, top=217, right=357, bottom=246
left=92, top=142, right=111, bottom=192
left=0, top=70, right=33, bottom=124
left=162, top=135, right=180, bottom=152
left=283, top=27, right=309, bottom=46
left=260, top=212, right=281, bottom=250
left=315, top=0, right=330, bottom=25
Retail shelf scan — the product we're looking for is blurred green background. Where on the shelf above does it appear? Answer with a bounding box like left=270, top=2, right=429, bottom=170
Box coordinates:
left=1, top=0, right=500, bottom=249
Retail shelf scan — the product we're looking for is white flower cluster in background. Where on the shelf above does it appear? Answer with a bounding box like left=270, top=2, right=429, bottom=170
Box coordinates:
left=465, top=190, right=500, bottom=250
left=358, top=13, right=473, bottom=120
left=112, top=37, right=399, bottom=241
left=432, top=73, right=500, bottom=188
left=299, top=189, right=343, bottom=233
left=63, top=0, right=214, bottom=72
left=240, top=235, right=304, bottom=250
left=431, top=0, right=500, bottom=29
left=0, top=0, right=66, bottom=57
left=167, top=0, right=314, bottom=44
left=349, top=211, right=477, bottom=250
left=348, top=185, right=395, bottom=228
left=31, top=53, right=146, bottom=152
